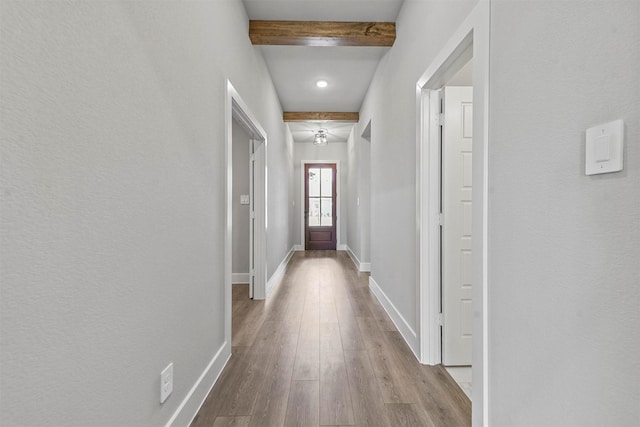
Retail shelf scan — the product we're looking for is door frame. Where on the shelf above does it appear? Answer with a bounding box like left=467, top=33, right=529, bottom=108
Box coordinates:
left=415, top=2, right=490, bottom=425
left=304, top=163, right=338, bottom=250
left=225, top=80, right=268, bottom=348
left=300, top=160, right=342, bottom=250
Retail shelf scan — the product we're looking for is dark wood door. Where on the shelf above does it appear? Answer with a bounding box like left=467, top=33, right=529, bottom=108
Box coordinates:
left=305, top=163, right=337, bottom=250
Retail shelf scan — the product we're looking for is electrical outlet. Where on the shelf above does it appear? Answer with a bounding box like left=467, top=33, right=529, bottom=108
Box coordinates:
left=160, top=363, right=173, bottom=404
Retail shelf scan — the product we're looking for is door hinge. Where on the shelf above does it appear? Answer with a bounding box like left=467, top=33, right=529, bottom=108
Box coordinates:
left=439, top=113, right=445, bottom=126
left=250, top=269, right=255, bottom=277
left=437, top=313, right=444, bottom=326
left=250, top=153, right=255, bottom=162
left=250, top=211, right=256, bottom=219
left=438, top=213, right=444, bottom=227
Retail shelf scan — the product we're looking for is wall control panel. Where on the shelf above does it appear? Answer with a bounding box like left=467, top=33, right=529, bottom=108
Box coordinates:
left=586, top=119, right=624, bottom=175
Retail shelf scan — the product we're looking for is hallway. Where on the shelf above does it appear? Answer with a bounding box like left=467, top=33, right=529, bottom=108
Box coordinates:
left=191, top=251, right=470, bottom=427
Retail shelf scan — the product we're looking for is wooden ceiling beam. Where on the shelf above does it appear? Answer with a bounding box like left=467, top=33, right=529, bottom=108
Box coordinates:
left=249, top=20, right=395, bottom=47
left=283, top=112, right=359, bottom=122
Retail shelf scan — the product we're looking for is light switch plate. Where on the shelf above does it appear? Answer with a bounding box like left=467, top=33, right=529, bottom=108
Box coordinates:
left=240, top=194, right=250, bottom=205
left=586, top=119, right=623, bottom=175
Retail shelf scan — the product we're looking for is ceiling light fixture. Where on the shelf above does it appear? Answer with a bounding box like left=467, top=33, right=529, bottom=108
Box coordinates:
left=313, top=129, right=328, bottom=146
left=316, top=80, right=328, bottom=88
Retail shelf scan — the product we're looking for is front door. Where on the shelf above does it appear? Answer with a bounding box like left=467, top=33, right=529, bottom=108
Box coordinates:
left=304, top=163, right=337, bottom=250
left=442, top=86, right=473, bottom=366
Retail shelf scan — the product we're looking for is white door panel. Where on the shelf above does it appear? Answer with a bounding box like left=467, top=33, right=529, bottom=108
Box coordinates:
left=442, top=86, right=473, bottom=366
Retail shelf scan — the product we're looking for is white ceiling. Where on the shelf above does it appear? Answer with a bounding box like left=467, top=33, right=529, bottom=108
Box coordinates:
left=242, top=0, right=404, bottom=22
left=260, top=46, right=388, bottom=112
left=242, top=0, right=405, bottom=143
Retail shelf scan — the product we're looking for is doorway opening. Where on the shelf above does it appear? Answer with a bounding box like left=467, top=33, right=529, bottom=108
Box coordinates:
left=225, top=80, right=268, bottom=351
left=416, top=3, right=489, bottom=425
left=440, top=81, right=473, bottom=399
left=304, top=163, right=337, bottom=250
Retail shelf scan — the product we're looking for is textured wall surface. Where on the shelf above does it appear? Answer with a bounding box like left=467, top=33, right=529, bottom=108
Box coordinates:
left=0, top=1, right=292, bottom=425
left=358, top=0, right=478, bottom=339
left=346, top=127, right=371, bottom=265
left=488, top=1, right=640, bottom=425
left=346, top=129, right=361, bottom=257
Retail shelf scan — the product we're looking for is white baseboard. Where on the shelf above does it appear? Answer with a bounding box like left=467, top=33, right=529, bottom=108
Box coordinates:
left=266, top=247, right=295, bottom=296
left=368, top=276, right=420, bottom=360
left=346, top=246, right=371, bottom=272
left=232, top=273, right=249, bottom=284
left=337, top=244, right=348, bottom=251
left=346, top=246, right=359, bottom=269
left=166, top=341, right=231, bottom=427
left=294, top=244, right=304, bottom=251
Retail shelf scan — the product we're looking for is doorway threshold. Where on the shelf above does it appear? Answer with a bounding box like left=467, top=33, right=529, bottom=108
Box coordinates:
left=445, top=366, right=472, bottom=400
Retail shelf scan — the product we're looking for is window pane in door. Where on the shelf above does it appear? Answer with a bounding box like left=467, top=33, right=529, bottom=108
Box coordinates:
left=320, top=168, right=332, bottom=197
left=309, top=168, right=320, bottom=197
left=309, top=198, right=320, bottom=226
left=320, top=198, right=333, bottom=226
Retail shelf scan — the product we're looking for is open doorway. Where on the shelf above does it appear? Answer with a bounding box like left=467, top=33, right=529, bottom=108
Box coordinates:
left=440, top=76, right=473, bottom=399
left=231, top=118, right=252, bottom=297
left=231, top=119, right=266, bottom=301
left=416, top=3, right=490, bottom=424
left=225, top=80, right=267, bottom=352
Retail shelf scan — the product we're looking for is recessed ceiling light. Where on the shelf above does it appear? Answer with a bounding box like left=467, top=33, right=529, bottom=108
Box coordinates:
left=316, top=80, right=328, bottom=88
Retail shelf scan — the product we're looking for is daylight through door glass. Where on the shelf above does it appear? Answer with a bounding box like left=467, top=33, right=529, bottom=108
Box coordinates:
left=308, top=167, right=333, bottom=227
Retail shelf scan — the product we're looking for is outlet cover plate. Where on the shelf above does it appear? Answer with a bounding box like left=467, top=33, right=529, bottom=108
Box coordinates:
left=160, top=363, right=173, bottom=404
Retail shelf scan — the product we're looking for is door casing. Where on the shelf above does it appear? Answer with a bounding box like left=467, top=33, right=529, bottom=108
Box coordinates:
left=225, top=80, right=268, bottom=361
left=415, top=2, right=490, bottom=425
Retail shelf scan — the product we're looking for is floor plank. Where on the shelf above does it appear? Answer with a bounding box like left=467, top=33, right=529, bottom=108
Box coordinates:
left=385, top=403, right=434, bottom=427
left=192, top=251, right=470, bottom=427
left=212, top=416, right=251, bottom=427
left=343, top=350, right=390, bottom=427
left=319, top=323, right=354, bottom=425
left=284, top=380, right=320, bottom=427
left=249, top=332, right=299, bottom=427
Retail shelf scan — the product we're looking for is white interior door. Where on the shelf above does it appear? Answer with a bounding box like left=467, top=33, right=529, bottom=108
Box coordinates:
left=442, top=86, right=473, bottom=366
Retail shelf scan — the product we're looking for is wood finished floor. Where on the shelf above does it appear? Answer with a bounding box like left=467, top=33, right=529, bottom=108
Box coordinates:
left=191, top=251, right=471, bottom=427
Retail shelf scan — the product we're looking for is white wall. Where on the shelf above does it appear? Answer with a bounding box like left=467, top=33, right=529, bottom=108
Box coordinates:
left=346, top=126, right=371, bottom=267
left=232, top=119, right=251, bottom=276
left=357, top=0, right=478, bottom=343
left=347, top=129, right=361, bottom=257
left=359, top=132, right=371, bottom=264
left=0, top=1, right=292, bottom=426
left=488, top=1, right=640, bottom=425
left=288, top=132, right=297, bottom=252
left=357, top=0, right=639, bottom=424
left=293, top=142, right=348, bottom=248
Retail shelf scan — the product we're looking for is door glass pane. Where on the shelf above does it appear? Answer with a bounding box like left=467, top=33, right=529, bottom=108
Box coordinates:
left=308, top=198, right=320, bottom=226
left=308, top=168, right=320, bottom=197
left=320, top=198, right=333, bottom=226
left=320, top=168, right=332, bottom=197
